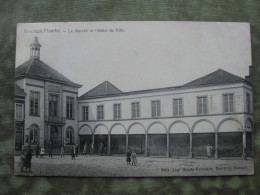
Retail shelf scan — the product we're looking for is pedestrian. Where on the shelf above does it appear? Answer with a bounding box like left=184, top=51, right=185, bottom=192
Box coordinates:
left=206, top=144, right=212, bottom=158
left=131, top=151, right=137, bottom=166
left=83, top=142, right=87, bottom=155
left=20, top=146, right=26, bottom=172
left=48, top=141, right=53, bottom=158
left=22, top=145, right=33, bottom=172
left=71, top=146, right=76, bottom=159
left=126, top=150, right=131, bottom=165
left=35, top=143, right=40, bottom=158
left=90, top=144, right=94, bottom=155
left=40, top=146, right=45, bottom=158
left=100, top=142, right=103, bottom=156
left=60, top=146, right=64, bottom=158
left=75, top=145, right=79, bottom=157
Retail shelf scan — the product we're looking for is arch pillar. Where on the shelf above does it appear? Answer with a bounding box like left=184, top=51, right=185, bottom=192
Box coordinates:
left=107, top=134, right=111, bottom=155
left=242, top=130, right=246, bottom=159
left=214, top=133, right=218, bottom=159
left=166, top=133, right=170, bottom=157
left=126, top=134, right=128, bottom=151
left=189, top=133, right=192, bottom=158
left=145, top=133, right=149, bottom=156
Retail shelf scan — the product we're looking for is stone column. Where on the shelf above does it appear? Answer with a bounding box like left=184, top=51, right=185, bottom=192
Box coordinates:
left=92, top=134, right=94, bottom=145
left=107, top=134, right=111, bottom=155
left=189, top=133, right=193, bottom=158
left=214, top=133, right=218, bottom=159
left=145, top=133, right=149, bottom=157
left=126, top=134, right=128, bottom=151
left=166, top=133, right=170, bottom=157
left=242, top=130, right=246, bottom=159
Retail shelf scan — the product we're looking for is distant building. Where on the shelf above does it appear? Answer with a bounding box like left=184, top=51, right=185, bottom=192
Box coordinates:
left=15, top=37, right=253, bottom=158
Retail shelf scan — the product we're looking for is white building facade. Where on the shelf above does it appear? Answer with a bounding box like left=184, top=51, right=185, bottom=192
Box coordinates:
left=15, top=37, right=253, bottom=158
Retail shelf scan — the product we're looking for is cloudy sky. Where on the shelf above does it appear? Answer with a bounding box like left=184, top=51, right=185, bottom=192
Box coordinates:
left=16, top=22, right=252, bottom=96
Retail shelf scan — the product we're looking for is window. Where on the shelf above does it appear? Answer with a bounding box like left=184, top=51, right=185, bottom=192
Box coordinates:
left=66, top=126, right=74, bottom=145
left=29, top=124, right=39, bottom=144
left=132, top=102, right=140, bottom=119
left=15, top=103, right=23, bottom=120
left=246, top=93, right=251, bottom=113
left=66, top=97, right=74, bottom=119
left=151, top=100, right=161, bottom=118
left=113, top=104, right=121, bottom=120
left=173, top=98, right=183, bottom=116
left=30, top=91, right=40, bottom=116
left=197, top=96, right=207, bottom=115
left=83, top=106, right=89, bottom=121
left=97, top=105, right=104, bottom=120
left=49, top=94, right=58, bottom=116
left=223, top=94, right=234, bottom=113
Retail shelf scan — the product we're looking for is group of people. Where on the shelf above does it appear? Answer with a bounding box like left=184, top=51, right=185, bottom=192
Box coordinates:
left=126, top=150, right=137, bottom=166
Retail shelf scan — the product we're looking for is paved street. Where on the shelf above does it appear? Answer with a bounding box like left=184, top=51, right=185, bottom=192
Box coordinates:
left=14, top=155, right=253, bottom=177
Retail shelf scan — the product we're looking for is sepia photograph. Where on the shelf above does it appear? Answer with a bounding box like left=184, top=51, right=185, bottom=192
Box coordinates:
left=14, top=21, right=253, bottom=177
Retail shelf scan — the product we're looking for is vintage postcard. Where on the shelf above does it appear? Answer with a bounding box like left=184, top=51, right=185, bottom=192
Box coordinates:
left=14, top=21, right=253, bottom=177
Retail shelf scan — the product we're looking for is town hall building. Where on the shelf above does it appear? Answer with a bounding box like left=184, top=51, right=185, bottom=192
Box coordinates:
left=15, top=37, right=253, bottom=158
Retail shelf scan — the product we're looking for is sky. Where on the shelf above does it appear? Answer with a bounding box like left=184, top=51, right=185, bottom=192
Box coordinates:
left=16, top=22, right=252, bottom=96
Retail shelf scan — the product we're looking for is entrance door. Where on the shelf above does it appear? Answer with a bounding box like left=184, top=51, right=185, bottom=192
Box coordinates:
left=50, top=125, right=59, bottom=148
left=15, top=127, right=23, bottom=151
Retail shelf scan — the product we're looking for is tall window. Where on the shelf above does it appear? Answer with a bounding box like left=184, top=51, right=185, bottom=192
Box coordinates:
left=66, top=97, right=74, bottom=119
left=30, top=91, right=40, bottom=116
left=197, top=96, right=207, bottom=115
left=113, top=104, right=121, bottom=120
left=246, top=93, right=251, bottom=113
left=173, top=98, right=183, bottom=116
left=97, top=105, right=104, bottom=120
left=29, top=124, right=39, bottom=144
left=151, top=100, right=161, bottom=118
left=49, top=94, right=58, bottom=116
left=83, top=106, right=89, bottom=121
left=66, top=127, right=74, bottom=145
left=223, top=94, right=234, bottom=113
left=15, top=103, right=23, bottom=120
left=132, top=102, right=140, bottom=119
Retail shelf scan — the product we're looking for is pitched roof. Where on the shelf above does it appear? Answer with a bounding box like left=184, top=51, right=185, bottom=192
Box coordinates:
left=15, top=59, right=82, bottom=88
left=80, top=81, right=122, bottom=98
left=183, top=69, right=248, bottom=87
left=15, top=84, right=26, bottom=97
left=79, top=69, right=249, bottom=100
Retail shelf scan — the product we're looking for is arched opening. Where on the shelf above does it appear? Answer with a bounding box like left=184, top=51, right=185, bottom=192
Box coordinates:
left=128, top=123, right=145, bottom=154
left=218, top=119, right=243, bottom=157
left=110, top=124, right=126, bottom=154
left=169, top=121, right=190, bottom=156
left=79, top=125, right=92, bottom=153
left=192, top=120, right=215, bottom=157
left=93, top=124, right=108, bottom=155
left=245, top=119, right=253, bottom=157
left=148, top=122, right=167, bottom=156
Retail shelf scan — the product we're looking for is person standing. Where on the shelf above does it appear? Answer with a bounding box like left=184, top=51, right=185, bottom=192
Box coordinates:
left=100, top=142, right=103, bottom=156
left=126, top=150, right=131, bottom=165
left=22, top=145, right=33, bottom=172
left=206, top=144, right=212, bottom=158
left=75, top=145, right=79, bottom=157
left=20, top=146, right=26, bottom=172
left=90, top=144, right=94, bottom=155
left=83, top=142, right=87, bottom=155
left=131, top=151, right=137, bottom=166
left=48, top=141, right=53, bottom=158
left=60, top=146, right=64, bottom=158
left=35, top=143, right=40, bottom=158
left=71, top=145, right=75, bottom=160
left=40, top=146, right=45, bottom=158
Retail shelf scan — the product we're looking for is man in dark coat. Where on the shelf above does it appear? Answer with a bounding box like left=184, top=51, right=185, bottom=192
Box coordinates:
left=22, top=145, right=33, bottom=172
left=126, top=150, right=131, bottom=165
left=71, top=145, right=75, bottom=160
left=100, top=142, right=103, bottom=156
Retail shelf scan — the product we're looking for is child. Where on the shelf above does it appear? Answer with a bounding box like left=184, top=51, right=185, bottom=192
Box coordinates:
left=40, top=146, right=45, bottom=158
